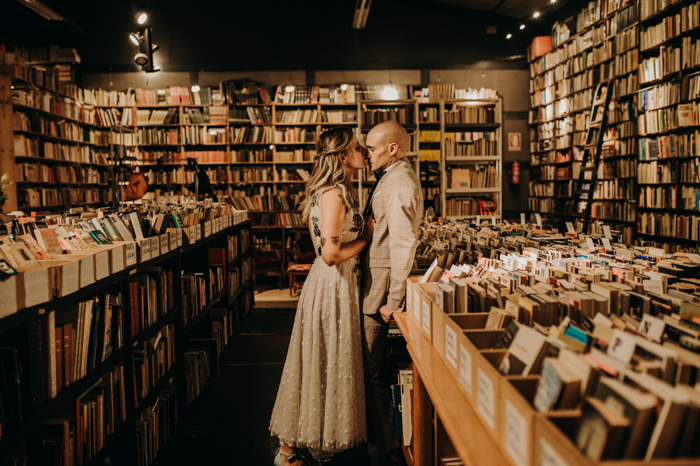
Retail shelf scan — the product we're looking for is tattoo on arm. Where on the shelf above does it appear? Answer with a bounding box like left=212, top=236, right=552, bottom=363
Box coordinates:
left=320, top=237, right=327, bottom=248
left=331, top=236, right=340, bottom=245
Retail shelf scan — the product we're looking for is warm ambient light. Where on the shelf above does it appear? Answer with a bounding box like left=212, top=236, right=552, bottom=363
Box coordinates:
left=520, top=24, right=525, bottom=30
left=506, top=33, right=512, bottom=39
left=533, top=11, right=540, bottom=18
left=285, top=85, right=295, bottom=93
left=129, top=32, right=141, bottom=45
left=191, top=85, right=200, bottom=93
left=340, top=84, right=348, bottom=91
left=381, top=85, right=399, bottom=100
left=137, top=13, right=148, bottom=24
left=551, top=0, right=557, bottom=3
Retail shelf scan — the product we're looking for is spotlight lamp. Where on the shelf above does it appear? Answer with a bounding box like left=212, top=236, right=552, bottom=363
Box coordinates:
left=129, top=32, right=142, bottom=45
left=520, top=24, right=525, bottom=30
left=136, top=12, right=148, bottom=24
left=191, top=85, right=200, bottom=93
left=533, top=11, right=540, bottom=18
left=134, top=53, right=149, bottom=66
left=506, top=33, right=512, bottom=39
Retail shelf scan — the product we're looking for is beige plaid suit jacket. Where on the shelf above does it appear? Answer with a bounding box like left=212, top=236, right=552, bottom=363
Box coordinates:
left=361, top=157, right=423, bottom=315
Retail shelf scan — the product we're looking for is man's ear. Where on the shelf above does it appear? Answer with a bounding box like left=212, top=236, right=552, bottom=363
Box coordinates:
left=389, top=142, right=399, bottom=156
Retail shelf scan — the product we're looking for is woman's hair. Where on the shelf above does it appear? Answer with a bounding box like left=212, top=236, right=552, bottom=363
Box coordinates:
left=301, top=126, right=357, bottom=223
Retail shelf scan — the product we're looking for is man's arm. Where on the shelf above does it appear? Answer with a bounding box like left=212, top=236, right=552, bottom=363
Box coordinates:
left=385, top=187, right=420, bottom=313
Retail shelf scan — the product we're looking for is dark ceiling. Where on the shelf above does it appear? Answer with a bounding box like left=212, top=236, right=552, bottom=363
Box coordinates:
left=2, top=0, right=570, bottom=73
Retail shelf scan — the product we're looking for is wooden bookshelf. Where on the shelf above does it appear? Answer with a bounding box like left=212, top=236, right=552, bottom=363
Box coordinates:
left=0, top=219, right=253, bottom=464
left=395, top=312, right=509, bottom=466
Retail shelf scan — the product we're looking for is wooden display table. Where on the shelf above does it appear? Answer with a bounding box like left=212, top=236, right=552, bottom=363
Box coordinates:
left=395, top=312, right=509, bottom=466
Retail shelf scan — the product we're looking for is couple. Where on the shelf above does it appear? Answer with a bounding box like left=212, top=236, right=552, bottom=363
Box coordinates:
left=270, top=121, right=424, bottom=465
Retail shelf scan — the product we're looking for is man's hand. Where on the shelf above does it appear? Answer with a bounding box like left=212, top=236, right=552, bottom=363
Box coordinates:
left=379, top=305, right=393, bottom=323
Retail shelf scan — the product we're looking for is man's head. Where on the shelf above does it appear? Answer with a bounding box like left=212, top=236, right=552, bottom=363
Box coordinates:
left=365, top=120, right=410, bottom=172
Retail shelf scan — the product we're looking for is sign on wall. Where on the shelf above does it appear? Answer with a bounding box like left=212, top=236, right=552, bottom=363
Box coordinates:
left=508, top=132, right=521, bottom=151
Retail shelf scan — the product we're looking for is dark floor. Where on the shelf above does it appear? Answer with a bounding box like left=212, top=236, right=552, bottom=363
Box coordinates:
left=154, top=307, right=295, bottom=465
left=153, top=307, right=380, bottom=466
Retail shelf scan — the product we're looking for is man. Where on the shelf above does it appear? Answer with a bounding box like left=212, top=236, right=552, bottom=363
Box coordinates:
left=361, top=120, right=423, bottom=465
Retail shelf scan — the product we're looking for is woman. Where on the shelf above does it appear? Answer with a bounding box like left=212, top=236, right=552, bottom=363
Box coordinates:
left=270, top=127, right=374, bottom=465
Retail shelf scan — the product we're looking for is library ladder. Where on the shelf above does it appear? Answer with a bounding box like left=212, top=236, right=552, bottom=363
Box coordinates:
left=571, top=80, right=614, bottom=234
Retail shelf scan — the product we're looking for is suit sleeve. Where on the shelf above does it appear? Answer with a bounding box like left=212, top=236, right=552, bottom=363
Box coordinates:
left=386, top=184, right=420, bottom=313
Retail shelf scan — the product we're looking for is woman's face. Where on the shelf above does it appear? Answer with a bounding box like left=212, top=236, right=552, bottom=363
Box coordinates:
left=342, top=135, right=367, bottom=174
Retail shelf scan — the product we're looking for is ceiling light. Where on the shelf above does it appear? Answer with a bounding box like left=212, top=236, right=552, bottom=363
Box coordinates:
left=381, top=85, right=399, bottom=101
left=129, top=32, right=142, bottom=45
left=17, top=0, right=64, bottom=20
left=533, top=11, right=540, bottom=18
left=151, top=44, right=159, bottom=52
left=153, top=66, right=161, bottom=72
left=520, top=24, right=525, bottom=30
left=136, top=12, right=148, bottom=24
left=340, top=84, right=348, bottom=91
left=506, top=33, right=512, bottom=39
left=191, top=85, right=200, bottom=93
left=551, top=0, right=557, bottom=3
left=285, top=85, right=295, bottom=93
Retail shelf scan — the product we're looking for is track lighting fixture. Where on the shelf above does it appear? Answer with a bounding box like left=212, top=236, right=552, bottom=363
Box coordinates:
left=136, top=12, right=148, bottom=24
left=533, top=11, right=540, bottom=18
left=134, top=53, right=148, bottom=66
left=129, top=26, right=160, bottom=72
left=506, top=33, right=512, bottom=39
left=520, top=24, right=525, bottom=30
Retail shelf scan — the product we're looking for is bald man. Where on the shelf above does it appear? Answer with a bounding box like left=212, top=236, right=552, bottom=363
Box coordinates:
left=361, top=120, right=423, bottom=465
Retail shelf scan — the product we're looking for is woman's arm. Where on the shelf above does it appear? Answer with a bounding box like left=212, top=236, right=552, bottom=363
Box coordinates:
left=319, top=189, right=370, bottom=266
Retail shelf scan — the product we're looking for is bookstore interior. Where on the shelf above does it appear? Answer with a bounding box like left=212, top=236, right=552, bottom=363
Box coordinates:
left=4, top=0, right=700, bottom=465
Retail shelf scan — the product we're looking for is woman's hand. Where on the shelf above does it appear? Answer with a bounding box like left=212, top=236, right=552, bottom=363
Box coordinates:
left=361, top=215, right=375, bottom=243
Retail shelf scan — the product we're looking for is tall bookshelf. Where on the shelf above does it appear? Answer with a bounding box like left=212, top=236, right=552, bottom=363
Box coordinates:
left=529, top=0, right=700, bottom=252
left=0, top=219, right=253, bottom=465
left=441, top=98, right=503, bottom=220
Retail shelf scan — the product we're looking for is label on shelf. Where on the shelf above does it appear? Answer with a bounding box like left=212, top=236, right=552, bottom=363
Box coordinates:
left=139, top=239, right=151, bottom=262
left=160, top=234, right=169, bottom=254
left=686, top=253, right=700, bottom=264
left=477, top=368, right=495, bottom=430
left=205, top=221, right=211, bottom=238
left=603, top=225, right=612, bottom=239
left=196, top=225, right=202, bottom=242
left=169, top=232, right=177, bottom=251
left=445, top=324, right=457, bottom=369
left=565, top=222, right=575, bottom=233
left=586, top=237, right=596, bottom=251
left=22, top=268, right=50, bottom=308
left=521, top=213, right=526, bottom=226
left=110, top=245, right=124, bottom=273
left=80, top=255, right=95, bottom=286
left=540, top=439, right=569, bottom=466
left=459, top=345, right=472, bottom=395
left=535, top=214, right=542, bottom=228
left=150, top=237, right=160, bottom=258
left=648, top=247, right=664, bottom=257
left=505, top=400, right=528, bottom=466
left=602, top=238, right=612, bottom=250
left=413, top=290, right=421, bottom=321
left=176, top=229, right=183, bottom=246
left=492, top=216, right=497, bottom=226
left=125, top=242, right=137, bottom=266
left=422, top=301, right=431, bottom=335
left=95, top=251, right=109, bottom=280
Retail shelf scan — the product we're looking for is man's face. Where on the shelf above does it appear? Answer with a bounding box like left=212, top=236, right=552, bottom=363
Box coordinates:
left=365, top=130, right=393, bottom=172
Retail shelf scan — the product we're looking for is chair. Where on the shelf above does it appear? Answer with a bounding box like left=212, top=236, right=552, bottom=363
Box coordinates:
left=285, top=229, right=315, bottom=296
left=253, top=239, right=284, bottom=288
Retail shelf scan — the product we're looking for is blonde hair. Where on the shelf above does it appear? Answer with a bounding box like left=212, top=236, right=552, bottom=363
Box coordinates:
left=301, top=127, right=357, bottom=223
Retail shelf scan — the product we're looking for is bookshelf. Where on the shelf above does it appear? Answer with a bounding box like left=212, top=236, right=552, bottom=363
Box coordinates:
left=0, top=218, right=253, bottom=465
left=441, top=98, right=503, bottom=221
left=529, top=0, right=700, bottom=252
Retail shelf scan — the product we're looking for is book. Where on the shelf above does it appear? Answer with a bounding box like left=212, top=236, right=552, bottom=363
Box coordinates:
left=499, top=325, right=550, bottom=376
left=576, top=397, right=630, bottom=461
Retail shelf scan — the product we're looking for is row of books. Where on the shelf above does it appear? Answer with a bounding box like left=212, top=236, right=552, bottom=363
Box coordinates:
left=449, top=166, right=498, bottom=189
left=445, top=197, right=497, bottom=217
left=229, top=191, right=302, bottom=212
left=18, top=187, right=111, bottom=209
left=416, top=84, right=498, bottom=101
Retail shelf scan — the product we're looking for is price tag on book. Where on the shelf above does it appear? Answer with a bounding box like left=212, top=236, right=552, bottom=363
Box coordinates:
left=520, top=213, right=526, bottom=226
left=607, top=329, right=636, bottom=364
left=535, top=214, right=542, bottom=228
left=445, top=324, right=457, bottom=369
left=686, top=253, right=700, bottom=264
left=586, top=237, right=596, bottom=251
left=639, top=314, right=665, bottom=342
left=565, top=222, right=575, bottom=233
left=459, top=345, right=472, bottom=395
left=643, top=279, right=664, bottom=295
left=603, top=225, right=612, bottom=239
